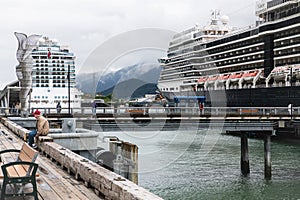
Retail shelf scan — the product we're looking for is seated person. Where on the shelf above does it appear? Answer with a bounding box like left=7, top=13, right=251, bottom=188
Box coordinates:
left=28, top=110, right=49, bottom=147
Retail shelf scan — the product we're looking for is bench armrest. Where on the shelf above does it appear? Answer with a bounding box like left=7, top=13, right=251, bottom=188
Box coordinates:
left=1, top=161, right=38, bottom=178
left=0, top=149, right=21, bottom=155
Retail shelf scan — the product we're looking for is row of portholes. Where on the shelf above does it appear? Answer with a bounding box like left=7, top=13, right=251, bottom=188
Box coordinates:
left=36, top=71, right=65, bottom=75
left=32, top=95, right=68, bottom=99
left=35, top=76, right=68, bottom=79
left=53, top=81, right=66, bottom=83
left=35, top=64, right=65, bottom=67
left=36, top=60, right=65, bottom=63
left=34, top=71, right=67, bottom=75
left=35, top=84, right=49, bottom=87
left=34, top=84, right=67, bottom=87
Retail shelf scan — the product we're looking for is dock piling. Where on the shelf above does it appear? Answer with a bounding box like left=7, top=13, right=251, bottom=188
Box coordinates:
left=241, top=132, right=250, bottom=177
left=264, top=134, right=272, bottom=179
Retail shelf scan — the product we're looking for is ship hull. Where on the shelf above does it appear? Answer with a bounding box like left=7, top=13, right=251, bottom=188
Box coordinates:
left=162, top=86, right=300, bottom=107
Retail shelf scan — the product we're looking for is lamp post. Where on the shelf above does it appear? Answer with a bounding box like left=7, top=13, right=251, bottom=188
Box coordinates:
left=68, top=64, right=71, bottom=115
left=289, top=66, right=293, bottom=121
left=290, top=66, right=293, bottom=87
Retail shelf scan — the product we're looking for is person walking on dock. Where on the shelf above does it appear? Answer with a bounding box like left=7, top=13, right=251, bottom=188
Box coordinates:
left=56, top=101, right=62, bottom=113
left=28, top=110, right=49, bottom=148
left=92, top=101, right=97, bottom=116
left=199, top=102, right=204, bottom=115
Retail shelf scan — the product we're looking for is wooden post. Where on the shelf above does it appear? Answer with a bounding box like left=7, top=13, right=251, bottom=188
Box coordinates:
left=241, top=132, right=250, bottom=176
left=264, top=134, right=272, bottom=179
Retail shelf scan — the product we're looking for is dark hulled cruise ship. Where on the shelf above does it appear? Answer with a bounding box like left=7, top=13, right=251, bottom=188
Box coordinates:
left=158, top=0, right=300, bottom=107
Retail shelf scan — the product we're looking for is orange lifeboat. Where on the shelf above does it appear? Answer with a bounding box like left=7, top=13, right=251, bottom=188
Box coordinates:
left=198, top=76, right=207, bottom=83
left=249, top=70, right=258, bottom=77
left=235, top=72, right=243, bottom=78
left=207, top=75, right=218, bottom=82
left=243, top=70, right=258, bottom=78
left=242, top=70, right=258, bottom=81
left=229, top=73, right=236, bottom=79
left=229, top=72, right=243, bottom=81
left=219, top=74, right=230, bottom=81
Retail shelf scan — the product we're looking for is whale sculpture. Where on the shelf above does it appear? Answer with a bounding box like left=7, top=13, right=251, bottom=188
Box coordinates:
left=15, top=32, right=41, bottom=117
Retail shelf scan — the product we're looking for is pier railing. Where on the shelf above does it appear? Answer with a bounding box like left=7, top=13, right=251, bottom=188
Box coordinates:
left=0, top=106, right=299, bottom=117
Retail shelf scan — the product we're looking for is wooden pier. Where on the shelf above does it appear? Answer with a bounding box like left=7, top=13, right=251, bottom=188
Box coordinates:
left=0, top=123, right=103, bottom=200
left=0, top=118, right=163, bottom=200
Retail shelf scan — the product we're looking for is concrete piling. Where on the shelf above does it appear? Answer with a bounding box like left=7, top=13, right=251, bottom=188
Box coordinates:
left=241, top=132, right=250, bottom=177
left=264, top=134, right=272, bottom=179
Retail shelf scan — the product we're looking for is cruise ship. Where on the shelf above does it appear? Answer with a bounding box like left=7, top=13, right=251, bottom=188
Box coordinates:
left=158, top=0, right=300, bottom=107
left=30, top=37, right=82, bottom=109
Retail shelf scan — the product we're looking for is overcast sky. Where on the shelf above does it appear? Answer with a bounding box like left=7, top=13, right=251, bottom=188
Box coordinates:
left=0, top=0, right=257, bottom=88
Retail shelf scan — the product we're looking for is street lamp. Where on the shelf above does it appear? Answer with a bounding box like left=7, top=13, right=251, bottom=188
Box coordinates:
left=289, top=66, right=293, bottom=87
left=68, top=64, right=71, bottom=115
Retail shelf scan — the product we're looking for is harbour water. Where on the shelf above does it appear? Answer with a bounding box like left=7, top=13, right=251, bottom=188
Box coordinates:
left=102, top=128, right=300, bottom=199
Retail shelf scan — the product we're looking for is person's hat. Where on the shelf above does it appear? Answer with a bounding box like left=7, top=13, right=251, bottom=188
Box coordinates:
left=32, top=110, right=41, bottom=115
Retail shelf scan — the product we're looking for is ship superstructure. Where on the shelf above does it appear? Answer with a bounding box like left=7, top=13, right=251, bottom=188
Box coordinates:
left=158, top=0, right=300, bottom=107
left=30, top=37, right=82, bottom=109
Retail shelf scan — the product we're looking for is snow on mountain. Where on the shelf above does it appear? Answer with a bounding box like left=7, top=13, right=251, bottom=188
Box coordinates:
left=76, top=62, right=161, bottom=94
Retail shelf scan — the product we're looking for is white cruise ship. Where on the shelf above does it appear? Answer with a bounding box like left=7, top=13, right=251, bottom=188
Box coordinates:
left=158, top=0, right=300, bottom=107
left=30, top=37, right=82, bottom=109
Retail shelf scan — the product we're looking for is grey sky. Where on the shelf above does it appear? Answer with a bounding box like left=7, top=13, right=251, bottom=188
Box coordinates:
left=0, top=0, right=257, bottom=88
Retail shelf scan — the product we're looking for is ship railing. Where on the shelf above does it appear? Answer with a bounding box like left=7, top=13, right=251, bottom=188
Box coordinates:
left=1, top=106, right=299, bottom=117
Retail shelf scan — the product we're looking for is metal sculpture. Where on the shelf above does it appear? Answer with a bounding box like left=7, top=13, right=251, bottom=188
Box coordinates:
left=15, top=32, right=41, bottom=117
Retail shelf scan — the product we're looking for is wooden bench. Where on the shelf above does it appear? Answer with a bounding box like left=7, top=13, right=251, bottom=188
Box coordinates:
left=0, top=143, right=39, bottom=200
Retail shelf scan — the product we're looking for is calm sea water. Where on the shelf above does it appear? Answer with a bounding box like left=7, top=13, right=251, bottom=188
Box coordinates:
left=102, top=129, right=300, bottom=200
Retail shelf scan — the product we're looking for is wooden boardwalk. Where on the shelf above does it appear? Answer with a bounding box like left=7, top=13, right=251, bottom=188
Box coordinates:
left=0, top=124, right=103, bottom=200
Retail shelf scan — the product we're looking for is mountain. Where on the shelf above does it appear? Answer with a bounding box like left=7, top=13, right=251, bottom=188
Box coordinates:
left=76, top=63, right=161, bottom=94
left=101, top=79, right=158, bottom=99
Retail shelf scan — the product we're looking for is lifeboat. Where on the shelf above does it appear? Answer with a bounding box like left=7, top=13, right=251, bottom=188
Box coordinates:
left=206, top=75, right=219, bottom=83
left=230, top=72, right=243, bottom=81
left=218, top=74, right=230, bottom=82
left=242, top=70, right=258, bottom=81
left=235, top=73, right=243, bottom=78
left=197, top=76, right=207, bottom=83
left=292, top=65, right=300, bottom=79
left=229, top=73, right=236, bottom=79
left=271, top=66, right=288, bottom=81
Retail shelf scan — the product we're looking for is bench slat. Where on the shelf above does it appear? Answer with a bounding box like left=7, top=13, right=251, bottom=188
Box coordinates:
left=14, top=165, right=28, bottom=177
left=22, top=142, right=38, bottom=159
left=19, top=151, right=33, bottom=162
left=18, top=143, right=38, bottom=164
left=0, top=143, right=39, bottom=179
left=6, top=166, right=19, bottom=178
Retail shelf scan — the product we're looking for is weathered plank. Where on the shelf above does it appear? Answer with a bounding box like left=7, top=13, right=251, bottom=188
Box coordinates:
left=0, top=126, right=102, bottom=200
left=38, top=155, right=103, bottom=200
